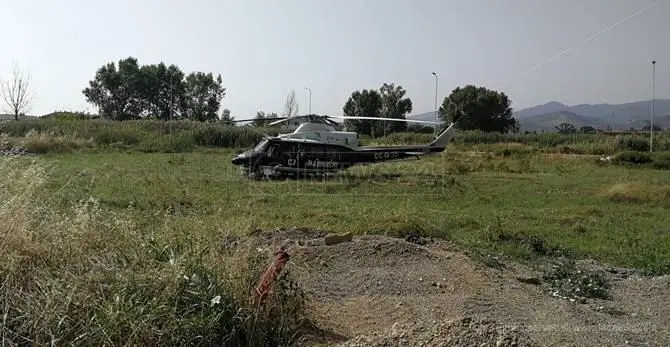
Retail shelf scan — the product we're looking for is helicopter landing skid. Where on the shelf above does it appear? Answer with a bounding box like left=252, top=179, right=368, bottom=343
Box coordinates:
left=242, top=165, right=285, bottom=180
left=243, top=165, right=340, bottom=181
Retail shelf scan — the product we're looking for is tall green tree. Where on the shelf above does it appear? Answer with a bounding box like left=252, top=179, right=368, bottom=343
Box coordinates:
left=82, top=57, right=145, bottom=120
left=220, top=108, right=234, bottom=124
left=82, top=57, right=225, bottom=121
left=183, top=72, right=226, bottom=122
left=342, top=89, right=382, bottom=137
left=139, top=62, right=185, bottom=120
left=379, top=83, right=412, bottom=134
left=253, top=111, right=266, bottom=126
left=439, top=85, right=516, bottom=132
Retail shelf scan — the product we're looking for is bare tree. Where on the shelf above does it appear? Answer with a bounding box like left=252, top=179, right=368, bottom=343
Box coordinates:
left=1, top=63, right=35, bottom=120
left=283, top=89, right=299, bottom=118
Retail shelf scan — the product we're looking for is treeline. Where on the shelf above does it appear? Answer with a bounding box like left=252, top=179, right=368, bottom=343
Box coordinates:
left=5, top=57, right=523, bottom=137
left=3, top=118, right=670, bottom=155
left=81, top=57, right=226, bottom=121
left=341, top=84, right=518, bottom=137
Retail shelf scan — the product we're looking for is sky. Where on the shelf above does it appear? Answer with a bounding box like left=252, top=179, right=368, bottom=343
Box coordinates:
left=1, top=0, right=668, bottom=119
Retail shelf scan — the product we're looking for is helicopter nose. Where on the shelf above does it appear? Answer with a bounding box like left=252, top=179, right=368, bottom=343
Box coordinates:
left=231, top=154, right=244, bottom=165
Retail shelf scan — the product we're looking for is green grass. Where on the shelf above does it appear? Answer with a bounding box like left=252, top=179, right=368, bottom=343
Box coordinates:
left=31, top=149, right=670, bottom=275
left=0, top=155, right=307, bottom=346
left=4, top=119, right=670, bottom=344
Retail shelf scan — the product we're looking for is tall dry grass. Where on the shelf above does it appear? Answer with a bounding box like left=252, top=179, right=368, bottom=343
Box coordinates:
left=0, top=157, right=307, bottom=346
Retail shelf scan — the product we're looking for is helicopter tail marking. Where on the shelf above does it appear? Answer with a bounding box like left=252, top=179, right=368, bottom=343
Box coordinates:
left=429, top=122, right=458, bottom=149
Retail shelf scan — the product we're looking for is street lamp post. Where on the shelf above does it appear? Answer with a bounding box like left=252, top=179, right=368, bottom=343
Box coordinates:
left=304, top=87, right=312, bottom=114
left=432, top=72, right=438, bottom=136
left=169, top=76, right=173, bottom=137
left=651, top=60, right=656, bottom=153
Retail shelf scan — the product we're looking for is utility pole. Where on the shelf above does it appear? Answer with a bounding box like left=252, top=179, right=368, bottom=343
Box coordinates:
left=651, top=60, right=656, bottom=152
left=432, top=72, right=438, bottom=136
left=169, top=76, right=174, bottom=137
left=304, top=87, right=312, bottom=114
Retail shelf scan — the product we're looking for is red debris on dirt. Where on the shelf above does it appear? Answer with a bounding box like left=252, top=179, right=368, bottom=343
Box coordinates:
left=252, top=250, right=290, bottom=304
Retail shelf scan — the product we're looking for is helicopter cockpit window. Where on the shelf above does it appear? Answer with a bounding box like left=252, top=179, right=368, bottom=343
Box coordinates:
left=253, top=140, right=269, bottom=152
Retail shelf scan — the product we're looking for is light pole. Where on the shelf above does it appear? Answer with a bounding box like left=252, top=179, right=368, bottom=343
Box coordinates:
left=432, top=72, right=438, bottom=136
left=169, top=75, right=173, bottom=137
left=651, top=60, right=656, bottom=152
left=304, top=87, right=312, bottom=114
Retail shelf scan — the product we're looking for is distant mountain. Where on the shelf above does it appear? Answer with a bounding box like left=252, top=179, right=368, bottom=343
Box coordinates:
left=514, top=101, right=568, bottom=119
left=515, top=99, right=670, bottom=131
left=408, top=99, right=670, bottom=132
left=518, top=111, right=606, bottom=132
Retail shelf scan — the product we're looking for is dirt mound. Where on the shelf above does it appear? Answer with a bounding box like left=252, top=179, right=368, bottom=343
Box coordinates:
left=337, top=317, right=538, bottom=347
left=240, top=228, right=669, bottom=346
left=291, top=236, right=443, bottom=299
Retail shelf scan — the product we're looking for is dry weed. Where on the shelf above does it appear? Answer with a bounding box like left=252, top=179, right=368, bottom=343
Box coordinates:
left=601, top=182, right=670, bottom=204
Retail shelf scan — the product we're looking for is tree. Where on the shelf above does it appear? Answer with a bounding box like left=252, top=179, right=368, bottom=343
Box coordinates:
left=342, top=89, right=382, bottom=137
left=82, top=57, right=226, bottom=121
left=284, top=90, right=299, bottom=117
left=83, top=57, right=150, bottom=120
left=183, top=72, right=226, bottom=122
left=139, top=62, right=186, bottom=120
left=253, top=111, right=266, bottom=126
left=1, top=63, right=35, bottom=120
left=556, top=122, right=577, bottom=134
left=439, top=85, right=515, bottom=132
left=220, top=108, right=234, bottom=124
left=379, top=83, right=412, bottom=134
left=580, top=125, right=597, bottom=134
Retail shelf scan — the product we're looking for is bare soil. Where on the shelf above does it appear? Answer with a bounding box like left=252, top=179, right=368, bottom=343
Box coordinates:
left=248, top=228, right=670, bottom=347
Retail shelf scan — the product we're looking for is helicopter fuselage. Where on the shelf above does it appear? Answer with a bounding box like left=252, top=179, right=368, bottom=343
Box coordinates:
left=231, top=137, right=443, bottom=179
left=230, top=117, right=458, bottom=179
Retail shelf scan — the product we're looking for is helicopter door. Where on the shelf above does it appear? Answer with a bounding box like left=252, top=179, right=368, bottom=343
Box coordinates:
left=325, top=146, right=340, bottom=162
left=288, top=144, right=303, bottom=169
left=266, top=143, right=280, bottom=159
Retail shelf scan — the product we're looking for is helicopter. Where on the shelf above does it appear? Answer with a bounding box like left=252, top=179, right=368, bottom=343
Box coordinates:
left=228, top=113, right=459, bottom=179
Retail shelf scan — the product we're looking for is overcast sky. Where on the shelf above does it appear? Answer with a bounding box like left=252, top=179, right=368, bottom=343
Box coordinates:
left=1, top=0, right=667, bottom=118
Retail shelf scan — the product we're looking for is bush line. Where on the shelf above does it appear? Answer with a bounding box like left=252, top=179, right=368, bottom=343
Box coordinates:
left=2, top=119, right=670, bottom=154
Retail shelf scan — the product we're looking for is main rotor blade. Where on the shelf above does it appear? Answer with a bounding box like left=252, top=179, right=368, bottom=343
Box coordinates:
left=234, top=116, right=287, bottom=123
left=269, top=117, right=290, bottom=126
left=328, top=115, right=441, bottom=125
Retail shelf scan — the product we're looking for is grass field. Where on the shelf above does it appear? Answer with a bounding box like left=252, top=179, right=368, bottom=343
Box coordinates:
left=32, top=148, right=670, bottom=273
left=3, top=119, right=670, bottom=344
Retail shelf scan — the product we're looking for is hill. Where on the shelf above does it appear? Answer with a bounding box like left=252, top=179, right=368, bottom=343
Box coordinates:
left=517, top=111, right=605, bottom=132
left=408, top=99, right=670, bottom=132
left=513, top=101, right=568, bottom=119
left=516, top=99, right=670, bottom=131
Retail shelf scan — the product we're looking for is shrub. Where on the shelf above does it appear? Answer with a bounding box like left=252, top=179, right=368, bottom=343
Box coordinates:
left=652, top=152, right=670, bottom=170
left=20, top=130, right=95, bottom=153
left=615, top=151, right=652, bottom=165
left=618, top=136, right=649, bottom=152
